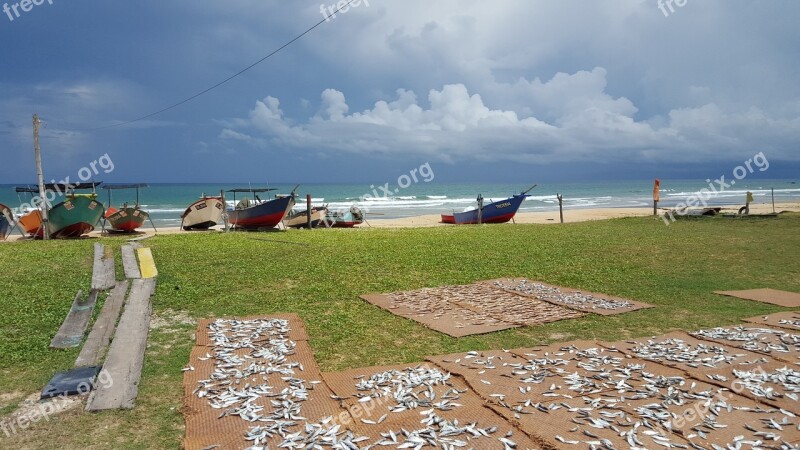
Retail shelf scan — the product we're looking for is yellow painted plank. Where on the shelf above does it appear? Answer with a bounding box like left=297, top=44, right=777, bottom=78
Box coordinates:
left=136, top=247, right=158, bottom=279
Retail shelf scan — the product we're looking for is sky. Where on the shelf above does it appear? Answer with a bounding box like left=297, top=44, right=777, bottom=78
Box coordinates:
left=0, top=0, right=798, bottom=184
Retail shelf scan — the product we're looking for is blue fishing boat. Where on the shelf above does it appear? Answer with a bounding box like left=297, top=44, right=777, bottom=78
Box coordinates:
left=441, top=185, right=536, bottom=225
left=227, top=187, right=296, bottom=230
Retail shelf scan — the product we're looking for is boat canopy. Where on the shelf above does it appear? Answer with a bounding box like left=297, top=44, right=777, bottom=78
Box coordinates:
left=102, top=184, right=148, bottom=190
left=227, top=188, right=278, bottom=193
left=15, top=182, right=103, bottom=193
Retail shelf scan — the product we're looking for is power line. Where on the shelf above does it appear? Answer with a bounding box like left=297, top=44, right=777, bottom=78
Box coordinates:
left=93, top=0, right=359, bottom=131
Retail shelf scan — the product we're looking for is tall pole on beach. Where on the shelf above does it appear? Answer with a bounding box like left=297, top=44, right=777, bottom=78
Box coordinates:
left=771, top=188, right=775, bottom=213
left=33, top=114, right=49, bottom=240
left=477, top=194, right=483, bottom=225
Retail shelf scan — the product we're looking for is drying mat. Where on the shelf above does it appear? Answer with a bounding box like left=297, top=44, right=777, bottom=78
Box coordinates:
left=603, top=331, right=800, bottom=412
left=360, top=293, right=517, bottom=337
left=360, top=283, right=582, bottom=338
left=604, top=331, right=774, bottom=374
left=427, top=349, right=540, bottom=395
left=193, top=313, right=309, bottom=346
left=744, top=311, right=800, bottom=331
left=434, top=283, right=583, bottom=326
left=613, top=391, right=798, bottom=449
left=428, top=343, right=712, bottom=413
left=183, top=316, right=349, bottom=450
left=321, top=363, right=544, bottom=449
left=700, top=359, right=800, bottom=413
left=714, top=288, right=800, bottom=308
left=487, top=397, right=693, bottom=450
left=488, top=278, right=655, bottom=316
left=690, top=324, right=800, bottom=365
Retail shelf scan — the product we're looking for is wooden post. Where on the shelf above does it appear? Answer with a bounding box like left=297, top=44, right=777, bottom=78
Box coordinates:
left=557, top=194, right=564, bottom=223
left=477, top=194, right=483, bottom=225
left=221, top=190, right=229, bottom=232
left=33, top=114, right=49, bottom=240
left=771, top=188, right=775, bottom=213
left=305, top=194, right=312, bottom=229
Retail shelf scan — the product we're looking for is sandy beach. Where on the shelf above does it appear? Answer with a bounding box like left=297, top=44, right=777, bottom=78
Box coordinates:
left=3, top=201, right=798, bottom=242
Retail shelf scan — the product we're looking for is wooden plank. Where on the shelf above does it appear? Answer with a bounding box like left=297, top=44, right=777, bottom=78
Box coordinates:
left=136, top=247, right=158, bottom=279
left=50, top=290, right=98, bottom=349
left=91, top=243, right=116, bottom=291
left=75, top=281, right=130, bottom=367
left=121, top=245, right=141, bottom=279
left=86, top=278, right=155, bottom=411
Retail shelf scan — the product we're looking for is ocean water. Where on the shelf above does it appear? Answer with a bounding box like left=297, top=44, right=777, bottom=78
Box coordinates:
left=1, top=179, right=798, bottom=228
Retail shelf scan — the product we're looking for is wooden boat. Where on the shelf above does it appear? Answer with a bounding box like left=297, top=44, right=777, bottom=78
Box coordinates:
left=283, top=206, right=328, bottom=229
left=181, top=195, right=225, bottom=230
left=103, top=184, right=151, bottom=233
left=0, top=204, right=13, bottom=240
left=441, top=185, right=536, bottom=225
left=15, top=182, right=105, bottom=238
left=18, top=209, right=43, bottom=237
left=227, top=188, right=296, bottom=230
left=325, top=206, right=364, bottom=228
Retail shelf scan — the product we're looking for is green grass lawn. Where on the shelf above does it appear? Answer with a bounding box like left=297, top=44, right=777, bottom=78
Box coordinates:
left=0, top=214, right=798, bottom=449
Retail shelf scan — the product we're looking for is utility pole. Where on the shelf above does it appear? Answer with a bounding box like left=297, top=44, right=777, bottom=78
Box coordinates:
left=33, top=114, right=49, bottom=240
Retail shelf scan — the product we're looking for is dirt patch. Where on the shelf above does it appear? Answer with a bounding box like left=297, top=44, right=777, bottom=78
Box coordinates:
left=149, top=309, right=195, bottom=331
left=0, top=391, right=24, bottom=410
left=0, top=392, right=84, bottom=436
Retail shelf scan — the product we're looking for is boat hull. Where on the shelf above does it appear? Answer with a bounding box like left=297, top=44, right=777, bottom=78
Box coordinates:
left=324, top=209, right=364, bottom=228
left=106, top=207, right=149, bottom=232
left=0, top=204, right=12, bottom=240
left=228, top=196, right=295, bottom=229
left=48, top=195, right=105, bottom=238
left=182, top=197, right=224, bottom=230
left=284, top=207, right=328, bottom=229
left=19, top=210, right=43, bottom=237
left=441, top=194, right=527, bottom=225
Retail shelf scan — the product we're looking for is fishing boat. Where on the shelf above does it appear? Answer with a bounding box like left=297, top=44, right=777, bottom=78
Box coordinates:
left=15, top=183, right=105, bottom=238
left=441, top=184, right=536, bottom=225
left=283, top=206, right=329, bottom=229
left=324, top=206, right=364, bottom=228
left=0, top=204, right=13, bottom=240
left=227, top=188, right=296, bottom=230
left=18, top=209, right=43, bottom=238
left=103, top=184, right=151, bottom=233
left=181, top=194, right=225, bottom=230
left=13, top=187, right=44, bottom=237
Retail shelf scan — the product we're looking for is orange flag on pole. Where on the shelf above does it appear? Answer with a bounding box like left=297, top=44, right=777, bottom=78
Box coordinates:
left=653, top=179, right=661, bottom=202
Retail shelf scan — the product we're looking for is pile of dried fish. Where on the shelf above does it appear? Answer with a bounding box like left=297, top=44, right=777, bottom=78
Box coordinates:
left=190, top=318, right=371, bottom=450
left=732, top=366, right=800, bottom=401
left=629, top=338, right=767, bottom=368
left=353, top=366, right=464, bottom=413
left=386, top=288, right=509, bottom=328
left=681, top=397, right=798, bottom=450
left=691, top=326, right=799, bottom=357
left=372, top=411, right=507, bottom=449
left=778, top=318, right=800, bottom=330
left=494, top=279, right=634, bottom=311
